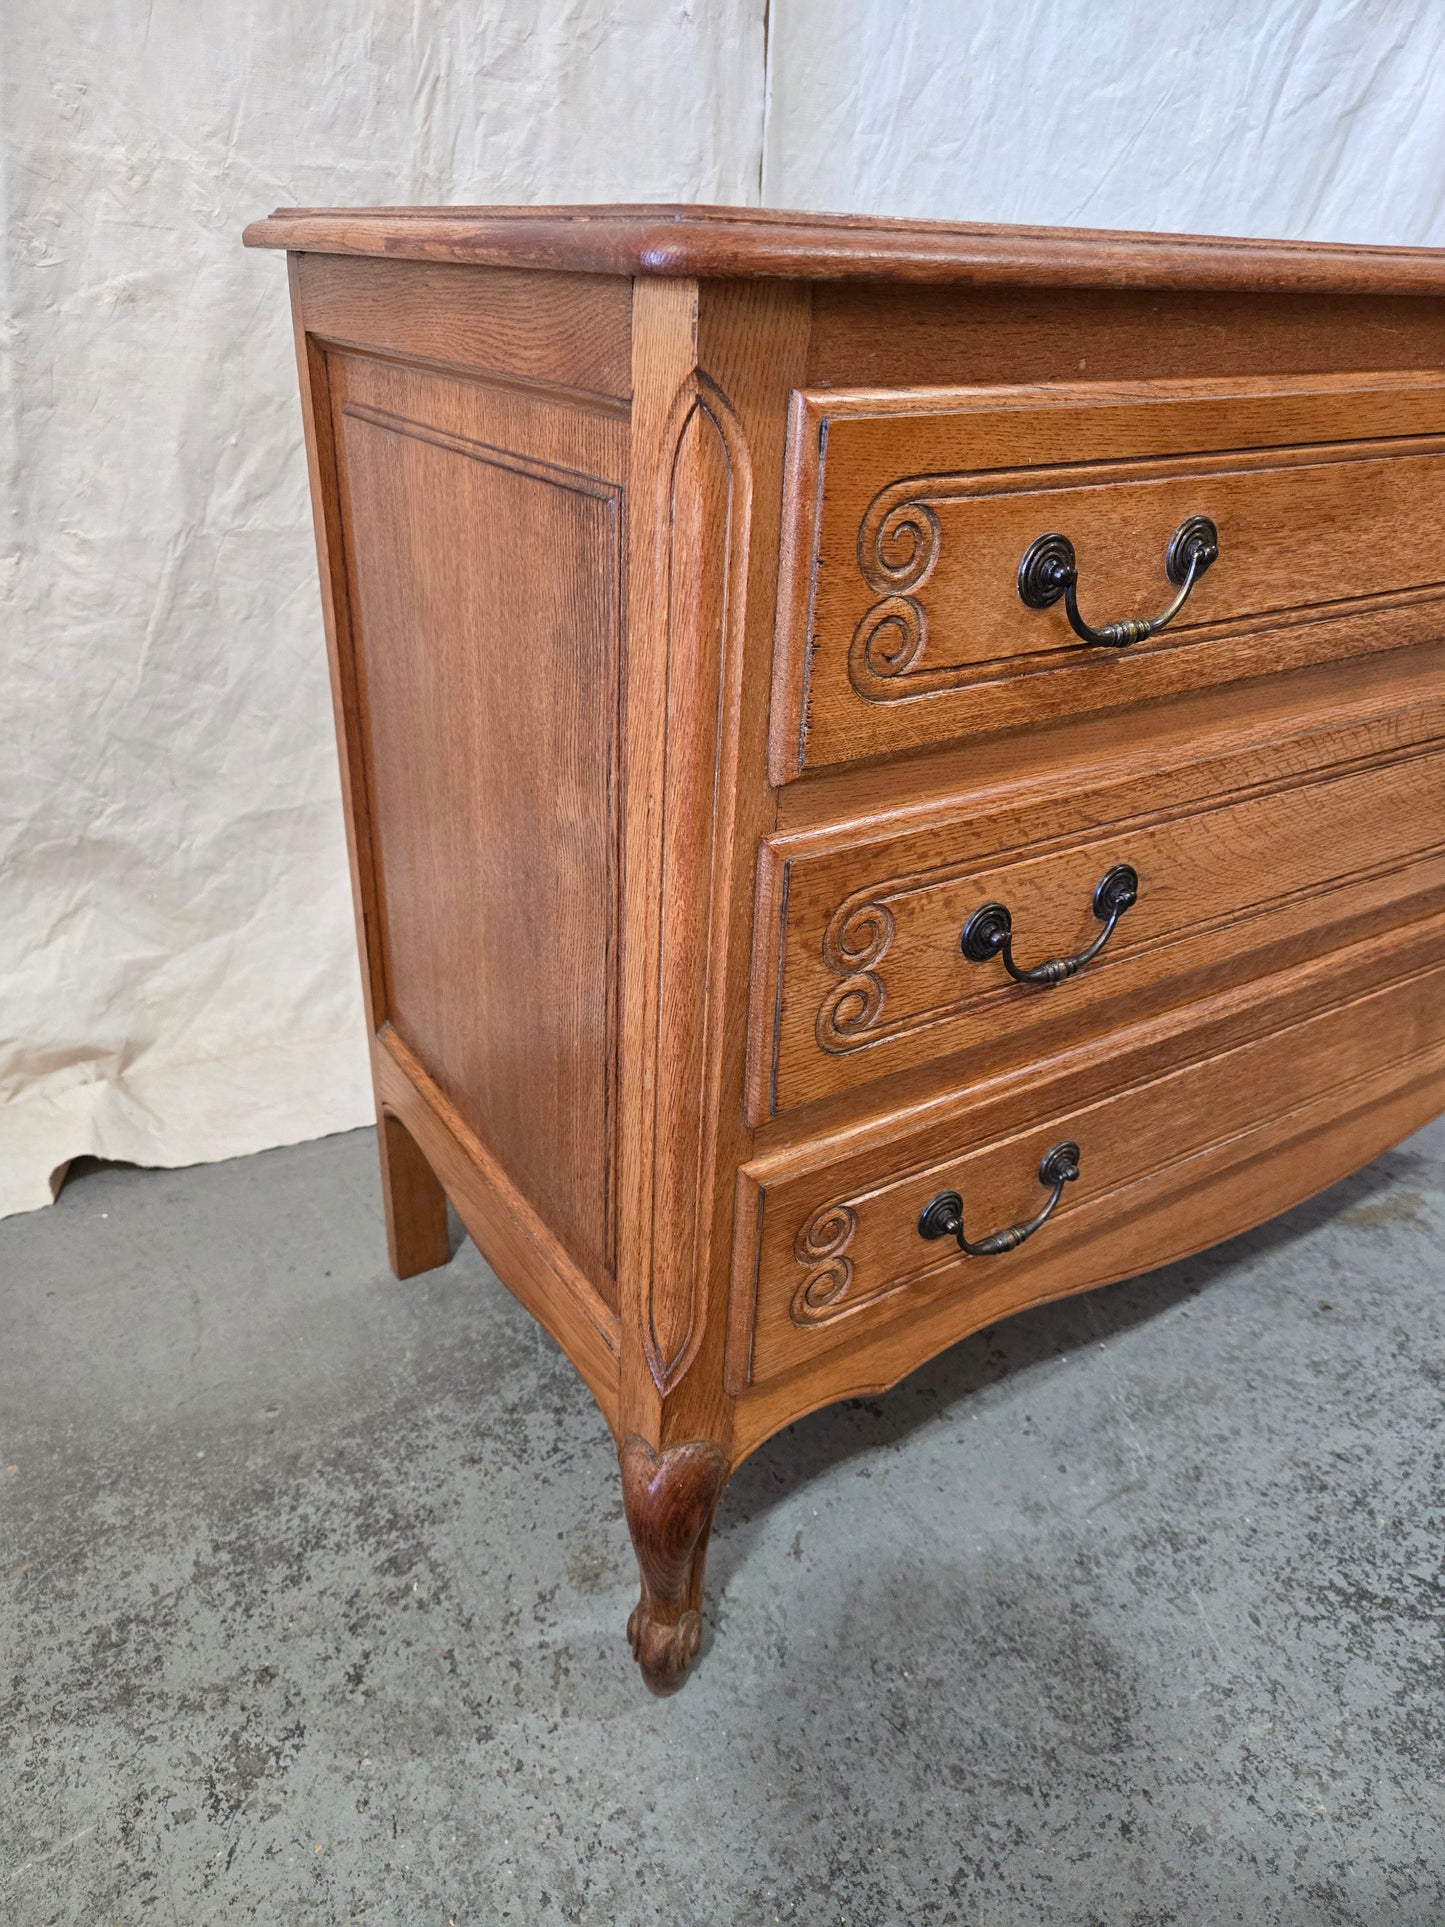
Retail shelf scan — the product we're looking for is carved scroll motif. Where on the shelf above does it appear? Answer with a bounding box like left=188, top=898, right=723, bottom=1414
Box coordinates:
left=848, top=488, right=941, bottom=693
left=790, top=1201, right=858, bottom=1325
left=816, top=890, right=896, bottom=1053
left=790, top=1192, right=958, bottom=1333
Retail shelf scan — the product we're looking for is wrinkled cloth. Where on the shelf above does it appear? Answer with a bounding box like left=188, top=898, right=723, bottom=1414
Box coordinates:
left=764, top=0, right=1445, bottom=242
left=1, top=1, right=764, bottom=1218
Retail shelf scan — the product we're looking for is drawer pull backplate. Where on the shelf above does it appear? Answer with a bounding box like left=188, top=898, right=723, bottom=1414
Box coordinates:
left=1018, top=514, right=1219, bottom=648
left=961, top=863, right=1139, bottom=986
left=918, top=1141, right=1082, bottom=1258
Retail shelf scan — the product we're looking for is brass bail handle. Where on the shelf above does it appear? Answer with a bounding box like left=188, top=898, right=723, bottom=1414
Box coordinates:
left=961, top=864, right=1139, bottom=987
left=1018, top=515, right=1219, bottom=649
left=918, top=1142, right=1082, bottom=1259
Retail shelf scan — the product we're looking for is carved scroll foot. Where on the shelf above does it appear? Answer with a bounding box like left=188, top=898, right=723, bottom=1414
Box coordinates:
left=620, top=1434, right=729, bottom=1695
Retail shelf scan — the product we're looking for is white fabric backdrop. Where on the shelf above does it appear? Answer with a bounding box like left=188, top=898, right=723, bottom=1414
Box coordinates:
left=763, top=0, right=1445, bottom=239
left=5, top=1, right=1445, bottom=1219
left=2, top=1, right=764, bottom=1217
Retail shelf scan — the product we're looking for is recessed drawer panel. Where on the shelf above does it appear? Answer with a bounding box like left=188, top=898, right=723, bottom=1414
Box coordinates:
left=730, top=946, right=1445, bottom=1392
left=770, top=372, right=1445, bottom=779
left=749, top=723, right=1445, bottom=1121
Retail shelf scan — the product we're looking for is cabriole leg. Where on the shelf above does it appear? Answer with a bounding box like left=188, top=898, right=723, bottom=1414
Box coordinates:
left=620, top=1434, right=730, bottom=1695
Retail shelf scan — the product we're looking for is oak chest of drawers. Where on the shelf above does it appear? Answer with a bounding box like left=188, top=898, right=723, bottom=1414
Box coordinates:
left=244, top=204, right=1445, bottom=1693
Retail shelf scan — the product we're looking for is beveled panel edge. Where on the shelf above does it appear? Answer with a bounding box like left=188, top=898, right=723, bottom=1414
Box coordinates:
left=340, top=399, right=625, bottom=500
left=768, top=389, right=828, bottom=785
left=785, top=365, right=1445, bottom=421
left=329, top=360, right=626, bottom=1289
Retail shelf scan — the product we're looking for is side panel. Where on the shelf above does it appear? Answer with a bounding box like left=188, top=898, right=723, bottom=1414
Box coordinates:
left=327, top=350, right=625, bottom=1302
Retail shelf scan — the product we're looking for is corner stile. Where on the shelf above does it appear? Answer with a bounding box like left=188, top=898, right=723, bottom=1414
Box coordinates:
left=616, top=279, right=755, bottom=1409
left=638, top=367, right=753, bottom=1395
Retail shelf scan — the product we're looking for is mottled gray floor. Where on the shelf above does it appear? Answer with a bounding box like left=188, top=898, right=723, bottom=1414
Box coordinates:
left=2, top=1122, right=1443, bottom=1925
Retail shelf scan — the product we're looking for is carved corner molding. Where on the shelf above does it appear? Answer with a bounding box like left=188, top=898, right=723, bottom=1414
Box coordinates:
left=621, top=1434, right=730, bottom=1695
left=643, top=369, right=754, bottom=1396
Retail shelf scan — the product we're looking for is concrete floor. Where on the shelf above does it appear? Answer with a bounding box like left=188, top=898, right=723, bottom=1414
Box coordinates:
left=2, top=1126, right=1442, bottom=1926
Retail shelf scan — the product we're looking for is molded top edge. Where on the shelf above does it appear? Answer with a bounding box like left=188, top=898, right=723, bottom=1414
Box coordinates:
left=242, top=202, right=1445, bottom=296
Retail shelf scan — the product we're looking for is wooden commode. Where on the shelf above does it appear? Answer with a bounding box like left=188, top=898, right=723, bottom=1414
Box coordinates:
left=243, top=204, right=1445, bottom=1692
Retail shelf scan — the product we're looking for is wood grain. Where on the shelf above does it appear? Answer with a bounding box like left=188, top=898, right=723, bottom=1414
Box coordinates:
left=330, top=353, right=623, bottom=1301
left=643, top=366, right=752, bottom=1392
left=806, top=283, right=1445, bottom=389
left=614, top=280, right=812, bottom=1445
left=377, top=1109, right=451, bottom=1278
left=732, top=936, right=1445, bottom=1392
left=729, top=1044, right=1445, bottom=1465
left=376, top=1028, right=620, bottom=1431
left=294, top=253, right=632, bottom=404
left=773, top=372, right=1445, bottom=778
left=245, top=203, right=1445, bottom=297
left=260, top=213, right=1445, bottom=1691
left=285, top=259, right=438, bottom=1283
left=620, top=1434, right=729, bottom=1695
left=612, top=275, right=703, bottom=1435
left=753, top=720, right=1445, bottom=1119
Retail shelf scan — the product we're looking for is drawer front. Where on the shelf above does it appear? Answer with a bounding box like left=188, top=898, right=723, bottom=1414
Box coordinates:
left=731, top=949, right=1445, bottom=1390
left=751, top=728, right=1445, bottom=1120
left=770, top=372, right=1445, bottom=779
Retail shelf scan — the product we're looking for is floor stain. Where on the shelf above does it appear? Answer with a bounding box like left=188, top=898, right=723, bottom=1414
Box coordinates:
left=1342, top=1189, right=1425, bottom=1228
